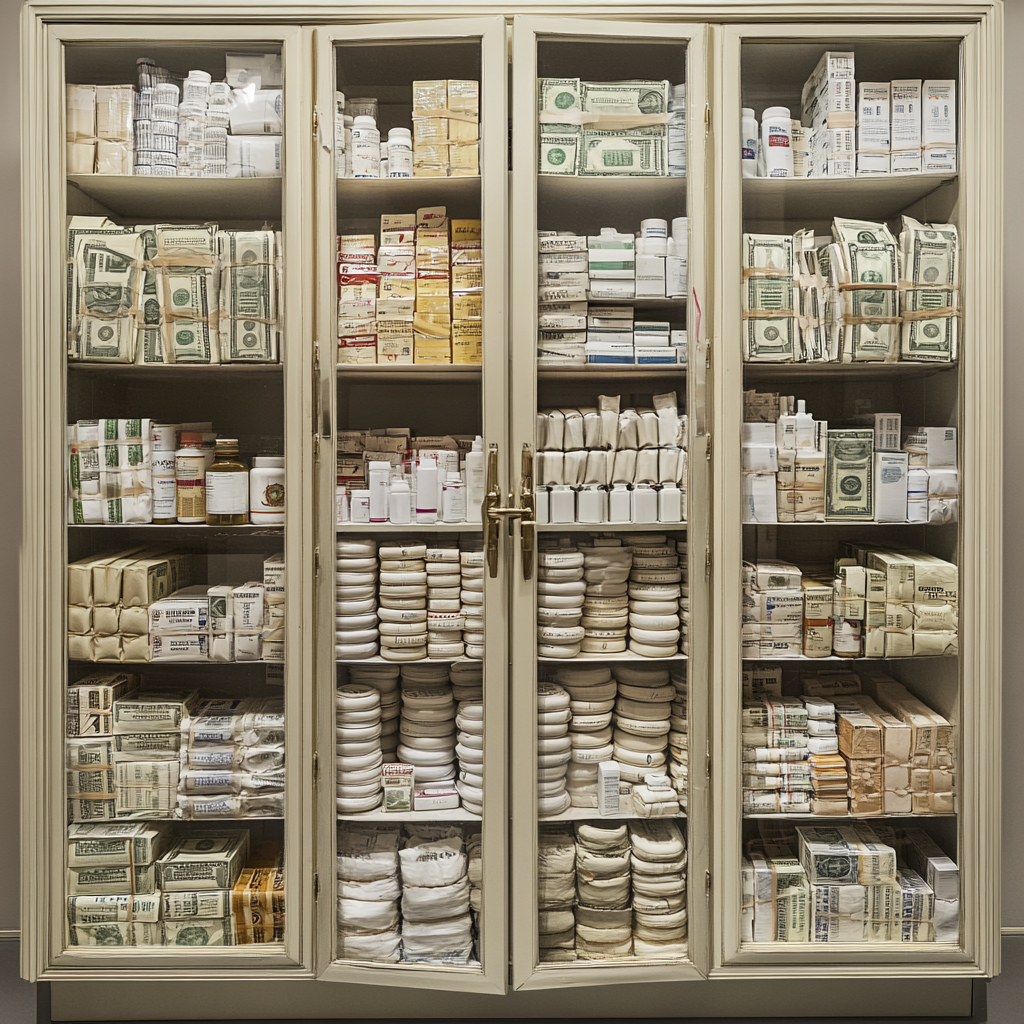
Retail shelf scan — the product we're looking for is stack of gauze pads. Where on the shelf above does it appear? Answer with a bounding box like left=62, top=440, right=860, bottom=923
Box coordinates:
left=460, top=544, right=486, bottom=659
left=455, top=698, right=484, bottom=814
left=425, top=544, right=464, bottom=658
left=676, top=538, right=690, bottom=653
left=580, top=540, right=634, bottom=655
left=613, top=664, right=678, bottom=815
left=538, top=825, right=578, bottom=962
left=336, top=684, right=385, bottom=814
left=626, top=534, right=684, bottom=657
left=336, top=823, right=402, bottom=962
left=537, top=546, right=587, bottom=657
left=399, top=825, right=474, bottom=964
left=629, top=820, right=688, bottom=958
left=336, top=538, right=380, bottom=659
left=553, top=665, right=617, bottom=809
left=379, top=543, right=429, bottom=661
left=669, top=663, right=688, bottom=809
left=537, top=683, right=573, bottom=816
left=349, top=663, right=402, bottom=764
left=574, top=822, right=633, bottom=959
left=398, top=664, right=458, bottom=792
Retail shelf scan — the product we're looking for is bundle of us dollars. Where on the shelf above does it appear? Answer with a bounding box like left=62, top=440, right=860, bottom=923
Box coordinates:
left=582, top=80, right=670, bottom=116
left=580, top=125, right=666, bottom=176
left=832, top=218, right=900, bottom=362
left=538, top=78, right=581, bottom=175
left=156, top=231, right=220, bottom=365
left=898, top=215, right=958, bottom=362
left=742, top=233, right=798, bottom=362
left=217, top=229, right=282, bottom=362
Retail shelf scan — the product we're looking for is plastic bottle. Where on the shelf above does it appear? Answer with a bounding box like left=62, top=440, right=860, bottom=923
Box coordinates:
left=795, top=399, right=816, bottom=449
left=416, top=456, right=438, bottom=524
left=466, top=436, right=485, bottom=522
left=387, top=127, right=413, bottom=177
left=378, top=141, right=389, bottom=178
left=351, top=115, right=380, bottom=178
left=205, top=439, right=249, bottom=525
left=250, top=456, right=285, bottom=525
left=761, top=105, right=794, bottom=177
left=741, top=107, right=758, bottom=177
left=776, top=396, right=797, bottom=450
left=442, top=472, right=466, bottom=523
left=388, top=476, right=411, bottom=524
left=175, top=432, right=207, bottom=524
left=368, top=460, right=390, bottom=522
left=658, top=483, right=683, bottom=523
left=609, top=483, right=631, bottom=523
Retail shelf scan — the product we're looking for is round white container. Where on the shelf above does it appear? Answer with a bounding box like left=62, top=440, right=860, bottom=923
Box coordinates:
left=250, top=456, right=285, bottom=525
left=351, top=115, right=380, bottom=178
left=741, top=106, right=758, bottom=177
left=387, top=127, right=413, bottom=177
left=761, top=105, right=793, bottom=178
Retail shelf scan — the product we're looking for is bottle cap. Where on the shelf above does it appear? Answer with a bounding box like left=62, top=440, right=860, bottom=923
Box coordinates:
left=253, top=456, right=284, bottom=468
left=388, top=127, right=412, bottom=142
left=180, top=432, right=203, bottom=444
left=353, top=115, right=376, bottom=128
left=446, top=472, right=461, bottom=483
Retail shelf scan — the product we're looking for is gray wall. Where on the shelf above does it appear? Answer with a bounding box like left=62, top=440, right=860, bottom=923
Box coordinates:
left=0, top=0, right=1020, bottom=936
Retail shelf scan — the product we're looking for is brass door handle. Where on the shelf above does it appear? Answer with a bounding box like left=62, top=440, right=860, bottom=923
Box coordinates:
left=484, top=443, right=537, bottom=579
left=519, top=445, right=535, bottom=581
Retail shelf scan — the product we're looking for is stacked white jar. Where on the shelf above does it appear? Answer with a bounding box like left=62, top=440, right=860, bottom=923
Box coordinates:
left=667, top=663, right=688, bottom=809
left=349, top=663, right=402, bottom=764
left=335, top=537, right=380, bottom=659
left=536, top=683, right=572, bottom=816
left=536, top=547, right=586, bottom=658
left=378, top=543, right=428, bottom=662
left=625, top=535, right=683, bottom=657
left=460, top=545, right=486, bottom=658
left=554, top=664, right=616, bottom=809
left=579, top=540, right=632, bottom=655
left=425, top=545, right=464, bottom=659
left=396, top=664, right=457, bottom=793
left=454, top=699, right=484, bottom=814
left=611, top=664, right=673, bottom=797
left=676, top=538, right=690, bottom=654
left=336, top=684, right=384, bottom=813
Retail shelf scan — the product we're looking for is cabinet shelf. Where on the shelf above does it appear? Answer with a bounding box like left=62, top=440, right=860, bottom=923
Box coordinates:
left=744, top=812, right=955, bottom=820
left=742, top=173, right=957, bottom=223
left=337, top=807, right=481, bottom=823
left=743, top=362, right=957, bottom=382
left=538, top=651, right=687, bottom=664
left=337, top=175, right=480, bottom=212
left=68, top=174, right=282, bottom=222
left=538, top=366, right=686, bottom=382
left=67, top=363, right=281, bottom=380
left=741, top=655, right=955, bottom=663
left=742, top=520, right=947, bottom=528
left=540, top=807, right=686, bottom=822
left=336, top=523, right=482, bottom=533
left=336, top=655, right=482, bottom=666
left=537, top=174, right=686, bottom=224
left=337, top=364, right=481, bottom=383
left=536, top=522, right=687, bottom=532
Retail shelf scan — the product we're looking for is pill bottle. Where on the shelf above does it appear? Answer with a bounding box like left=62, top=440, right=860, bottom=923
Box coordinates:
left=387, top=127, right=413, bottom=177
left=175, top=432, right=207, bottom=524
left=351, top=115, right=380, bottom=178
left=205, top=438, right=249, bottom=525
left=251, top=456, right=286, bottom=525
left=442, top=472, right=466, bottom=523
left=761, top=105, right=793, bottom=177
left=741, top=107, right=758, bottom=177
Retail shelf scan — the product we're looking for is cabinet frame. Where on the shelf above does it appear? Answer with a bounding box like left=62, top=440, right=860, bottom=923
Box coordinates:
left=20, top=14, right=317, bottom=981
left=710, top=10, right=1003, bottom=978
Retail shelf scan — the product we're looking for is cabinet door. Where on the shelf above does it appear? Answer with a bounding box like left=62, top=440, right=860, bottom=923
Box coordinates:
left=21, top=18, right=314, bottom=979
left=711, top=17, right=1001, bottom=977
left=508, top=15, right=711, bottom=989
left=312, top=17, right=509, bottom=994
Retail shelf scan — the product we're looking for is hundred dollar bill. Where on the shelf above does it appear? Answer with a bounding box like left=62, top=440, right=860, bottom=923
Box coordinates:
left=174, top=793, right=284, bottom=819
left=154, top=223, right=218, bottom=258
left=538, top=123, right=580, bottom=175
left=78, top=237, right=142, bottom=317
left=581, top=79, right=670, bottom=115
left=538, top=78, right=581, bottom=114
left=67, top=862, right=157, bottom=895
left=69, top=921, right=163, bottom=946
left=78, top=316, right=135, bottom=362
left=162, top=889, right=233, bottom=920
left=163, top=917, right=234, bottom=946
left=67, top=822, right=166, bottom=868
left=832, top=217, right=897, bottom=249
left=797, top=825, right=897, bottom=886
left=841, top=241, right=899, bottom=361
left=742, top=233, right=797, bottom=360
left=67, top=894, right=162, bottom=925
left=158, top=265, right=218, bottom=362
left=157, top=831, right=250, bottom=890
left=899, top=215, right=958, bottom=362
left=580, top=126, right=666, bottom=175
left=217, top=229, right=278, bottom=361
left=135, top=226, right=164, bottom=363
left=825, top=429, right=874, bottom=520
left=744, top=318, right=796, bottom=362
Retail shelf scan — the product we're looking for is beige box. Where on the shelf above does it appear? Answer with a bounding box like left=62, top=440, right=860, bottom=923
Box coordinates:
left=452, top=320, right=482, bottom=364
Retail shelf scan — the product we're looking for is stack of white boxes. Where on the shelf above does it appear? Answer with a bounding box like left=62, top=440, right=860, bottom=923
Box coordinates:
left=741, top=696, right=811, bottom=815
left=802, top=51, right=856, bottom=178
left=742, top=560, right=803, bottom=660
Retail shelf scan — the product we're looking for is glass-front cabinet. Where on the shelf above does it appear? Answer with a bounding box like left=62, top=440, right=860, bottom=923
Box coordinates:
left=20, top=0, right=1001, bottom=1006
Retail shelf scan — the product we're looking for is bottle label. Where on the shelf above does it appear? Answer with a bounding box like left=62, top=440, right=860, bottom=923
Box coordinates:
left=206, top=471, right=249, bottom=514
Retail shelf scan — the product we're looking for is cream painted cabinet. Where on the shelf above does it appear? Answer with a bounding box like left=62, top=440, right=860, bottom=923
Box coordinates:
left=20, top=0, right=1002, bottom=1010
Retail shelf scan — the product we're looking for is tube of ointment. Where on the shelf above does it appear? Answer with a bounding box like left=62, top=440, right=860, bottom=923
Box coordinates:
left=583, top=409, right=603, bottom=449
left=546, top=409, right=565, bottom=450
left=635, top=447, right=659, bottom=485
left=599, top=394, right=621, bottom=451
left=617, top=409, right=640, bottom=450
left=653, top=391, right=679, bottom=447
left=563, top=449, right=588, bottom=487
left=561, top=408, right=585, bottom=450
left=612, top=448, right=637, bottom=484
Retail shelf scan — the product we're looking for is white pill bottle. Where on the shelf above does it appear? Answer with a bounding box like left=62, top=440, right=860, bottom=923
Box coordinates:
left=351, top=115, right=380, bottom=178
left=741, top=107, right=759, bottom=177
left=761, top=105, right=793, bottom=177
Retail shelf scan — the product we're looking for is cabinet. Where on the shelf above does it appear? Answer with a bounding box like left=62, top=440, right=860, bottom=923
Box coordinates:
left=20, top=0, right=1002, bottom=1011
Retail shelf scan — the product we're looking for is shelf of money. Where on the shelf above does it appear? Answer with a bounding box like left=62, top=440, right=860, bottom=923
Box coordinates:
left=713, top=25, right=1000, bottom=975
left=20, top=22, right=309, bottom=979
left=508, top=16, right=710, bottom=989
left=313, top=18, right=508, bottom=992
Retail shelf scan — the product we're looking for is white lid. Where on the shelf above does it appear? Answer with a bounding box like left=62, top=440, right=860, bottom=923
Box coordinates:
left=445, top=472, right=461, bottom=483
left=742, top=107, right=756, bottom=118
left=369, top=461, right=391, bottom=470
left=253, top=456, right=284, bottom=469
left=391, top=478, right=410, bottom=490
left=388, top=127, right=412, bottom=142
left=472, top=436, right=482, bottom=451
left=762, top=105, right=792, bottom=121
left=353, top=115, right=376, bottom=127
left=187, top=70, right=212, bottom=83
left=797, top=399, right=806, bottom=413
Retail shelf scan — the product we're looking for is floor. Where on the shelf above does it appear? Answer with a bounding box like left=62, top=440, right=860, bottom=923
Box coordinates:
left=1, top=936, right=1021, bottom=1023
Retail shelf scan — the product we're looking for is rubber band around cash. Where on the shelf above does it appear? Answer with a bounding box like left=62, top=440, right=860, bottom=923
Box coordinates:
left=538, top=110, right=673, bottom=128
left=741, top=267, right=793, bottom=279
left=743, top=309, right=796, bottom=319
left=900, top=307, right=959, bottom=321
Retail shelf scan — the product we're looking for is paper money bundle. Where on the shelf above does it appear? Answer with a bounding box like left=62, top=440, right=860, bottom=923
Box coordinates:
left=67, top=418, right=154, bottom=525
left=742, top=840, right=811, bottom=942
left=741, top=233, right=798, bottom=361
left=538, top=79, right=673, bottom=177
left=898, top=215, right=959, bottom=361
left=68, top=217, right=283, bottom=363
